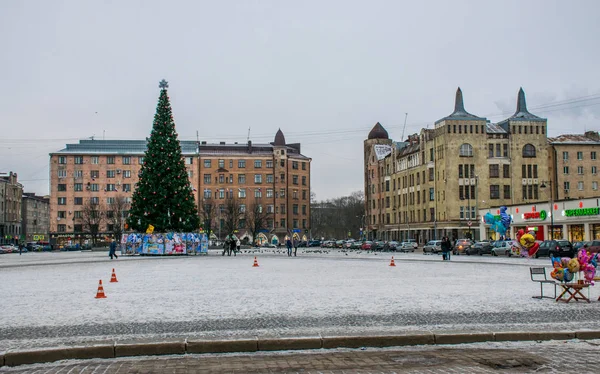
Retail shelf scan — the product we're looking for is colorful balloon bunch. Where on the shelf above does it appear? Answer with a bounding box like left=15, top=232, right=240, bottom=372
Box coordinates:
left=516, top=229, right=540, bottom=257
left=550, top=249, right=597, bottom=284
left=483, top=213, right=508, bottom=236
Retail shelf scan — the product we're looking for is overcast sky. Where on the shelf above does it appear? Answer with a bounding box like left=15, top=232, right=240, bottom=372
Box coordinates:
left=1, top=0, right=599, bottom=200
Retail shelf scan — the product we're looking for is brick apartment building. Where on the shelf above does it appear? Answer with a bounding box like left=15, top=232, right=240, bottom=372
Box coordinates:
left=49, top=129, right=311, bottom=245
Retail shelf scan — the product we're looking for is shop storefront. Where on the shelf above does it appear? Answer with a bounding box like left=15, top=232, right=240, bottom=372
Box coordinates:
left=592, top=224, right=600, bottom=240
left=479, top=199, right=600, bottom=242
left=568, top=224, right=585, bottom=242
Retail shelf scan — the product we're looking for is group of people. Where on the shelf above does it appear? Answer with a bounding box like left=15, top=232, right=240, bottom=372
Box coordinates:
left=223, top=234, right=241, bottom=256
left=440, top=236, right=454, bottom=261
left=285, top=238, right=298, bottom=257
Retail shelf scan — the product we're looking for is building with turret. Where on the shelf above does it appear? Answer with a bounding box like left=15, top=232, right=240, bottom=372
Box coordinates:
left=364, top=87, right=552, bottom=242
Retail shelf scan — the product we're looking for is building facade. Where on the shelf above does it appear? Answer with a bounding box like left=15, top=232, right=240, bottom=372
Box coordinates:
left=49, top=129, right=311, bottom=245
left=21, top=193, right=50, bottom=243
left=548, top=132, right=600, bottom=201
left=0, top=172, right=24, bottom=244
left=364, top=87, right=551, bottom=243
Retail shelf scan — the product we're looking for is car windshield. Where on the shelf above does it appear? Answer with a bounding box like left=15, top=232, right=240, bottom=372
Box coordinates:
left=557, top=241, right=571, bottom=247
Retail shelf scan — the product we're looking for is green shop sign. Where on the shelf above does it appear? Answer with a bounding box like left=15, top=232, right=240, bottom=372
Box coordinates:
left=564, top=207, right=600, bottom=217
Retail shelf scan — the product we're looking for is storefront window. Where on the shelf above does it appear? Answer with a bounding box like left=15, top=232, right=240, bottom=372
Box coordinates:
left=550, top=225, right=563, bottom=240
left=569, top=224, right=585, bottom=242
left=593, top=224, right=600, bottom=240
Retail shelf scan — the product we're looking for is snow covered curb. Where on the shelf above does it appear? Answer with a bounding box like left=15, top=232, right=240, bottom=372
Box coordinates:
left=2, top=330, right=600, bottom=367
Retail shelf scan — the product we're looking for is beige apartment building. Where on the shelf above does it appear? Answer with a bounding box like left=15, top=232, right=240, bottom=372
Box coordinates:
left=548, top=132, right=600, bottom=201
left=0, top=172, right=23, bottom=244
left=21, top=193, right=50, bottom=243
left=49, top=129, right=311, bottom=245
left=364, top=87, right=551, bottom=243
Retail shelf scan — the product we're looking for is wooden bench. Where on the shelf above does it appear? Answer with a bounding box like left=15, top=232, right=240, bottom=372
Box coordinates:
left=530, top=267, right=556, bottom=299
left=556, top=283, right=590, bottom=303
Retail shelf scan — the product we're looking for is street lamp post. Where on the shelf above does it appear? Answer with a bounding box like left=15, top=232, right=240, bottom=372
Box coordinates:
left=540, top=181, right=554, bottom=240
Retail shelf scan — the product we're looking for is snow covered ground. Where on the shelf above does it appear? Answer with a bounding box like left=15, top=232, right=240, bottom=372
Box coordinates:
left=1, top=249, right=599, bottom=350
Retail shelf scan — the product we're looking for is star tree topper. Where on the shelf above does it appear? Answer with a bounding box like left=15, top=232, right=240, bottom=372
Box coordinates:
left=159, top=79, right=169, bottom=89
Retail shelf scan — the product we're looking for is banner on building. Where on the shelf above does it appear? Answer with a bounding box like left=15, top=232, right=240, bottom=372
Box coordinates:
left=374, top=144, right=393, bottom=160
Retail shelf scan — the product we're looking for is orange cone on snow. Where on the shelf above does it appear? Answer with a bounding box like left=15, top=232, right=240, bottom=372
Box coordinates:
left=389, top=257, right=396, bottom=267
left=110, top=268, right=118, bottom=283
left=252, top=256, right=259, bottom=267
left=95, top=280, right=107, bottom=298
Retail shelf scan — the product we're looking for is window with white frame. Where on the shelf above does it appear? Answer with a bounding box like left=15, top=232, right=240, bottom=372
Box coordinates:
left=238, top=188, right=246, bottom=198
left=266, top=160, right=273, bottom=168
left=577, top=151, right=583, bottom=160
left=578, top=181, right=584, bottom=190
left=57, top=170, right=67, bottom=178
left=578, top=166, right=584, bottom=175
left=254, top=189, right=262, bottom=198
left=58, top=156, right=66, bottom=164
left=219, top=189, right=225, bottom=199
left=593, top=166, right=598, bottom=175
left=74, top=156, right=84, bottom=164
left=459, top=143, right=473, bottom=157
left=203, top=189, right=212, bottom=199
left=91, top=156, right=99, bottom=164
left=593, top=181, right=598, bottom=191
left=106, top=197, right=115, bottom=205
left=266, top=188, right=273, bottom=198
left=123, top=170, right=131, bottom=178
left=123, top=156, right=131, bottom=165
left=239, top=204, right=246, bottom=213
left=266, top=174, right=274, bottom=183
left=238, top=160, right=246, bottom=168
left=254, top=174, right=262, bottom=183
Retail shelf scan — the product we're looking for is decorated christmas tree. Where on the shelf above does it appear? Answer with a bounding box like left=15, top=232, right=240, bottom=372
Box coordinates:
left=127, top=80, right=199, bottom=232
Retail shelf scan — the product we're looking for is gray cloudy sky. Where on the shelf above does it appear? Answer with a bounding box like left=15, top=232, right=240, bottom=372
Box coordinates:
left=1, top=0, right=599, bottom=200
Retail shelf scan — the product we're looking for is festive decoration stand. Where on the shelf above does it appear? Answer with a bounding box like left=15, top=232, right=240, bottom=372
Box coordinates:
left=120, top=233, right=209, bottom=256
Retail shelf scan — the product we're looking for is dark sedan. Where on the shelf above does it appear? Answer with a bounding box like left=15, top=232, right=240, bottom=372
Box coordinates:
left=539, top=240, right=575, bottom=258
left=466, top=241, right=493, bottom=256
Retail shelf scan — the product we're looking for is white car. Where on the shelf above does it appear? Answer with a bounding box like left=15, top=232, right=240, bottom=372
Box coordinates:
left=0, top=245, right=18, bottom=254
left=491, top=240, right=514, bottom=257
left=399, top=240, right=417, bottom=252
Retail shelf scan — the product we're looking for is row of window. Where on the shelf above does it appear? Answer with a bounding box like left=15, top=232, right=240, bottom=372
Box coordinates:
left=562, top=166, right=598, bottom=175
left=57, top=197, right=132, bottom=206
left=375, top=207, right=437, bottom=226
left=57, top=155, right=310, bottom=170
left=57, top=169, right=194, bottom=179
left=563, top=181, right=599, bottom=192
left=447, top=124, right=545, bottom=135
left=58, top=156, right=147, bottom=165
left=203, top=188, right=308, bottom=200
left=57, top=210, right=128, bottom=219
left=459, top=143, right=537, bottom=158
left=203, top=159, right=307, bottom=170
left=57, top=183, right=132, bottom=192
left=562, top=151, right=598, bottom=161
left=203, top=173, right=306, bottom=185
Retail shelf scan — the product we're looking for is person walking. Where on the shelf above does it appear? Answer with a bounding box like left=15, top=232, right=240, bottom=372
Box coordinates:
left=229, top=234, right=237, bottom=256
left=236, top=238, right=241, bottom=254
left=292, top=238, right=298, bottom=257
left=441, top=236, right=451, bottom=261
left=109, top=238, right=118, bottom=260
left=286, top=238, right=293, bottom=257
left=18, top=243, right=23, bottom=255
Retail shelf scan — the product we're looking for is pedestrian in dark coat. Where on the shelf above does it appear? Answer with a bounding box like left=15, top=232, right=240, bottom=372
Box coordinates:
left=109, top=239, right=118, bottom=259
left=286, top=238, right=293, bottom=257
left=293, top=238, right=298, bottom=257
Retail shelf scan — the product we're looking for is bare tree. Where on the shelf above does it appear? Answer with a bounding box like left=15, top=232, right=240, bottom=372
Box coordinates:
left=106, top=195, right=130, bottom=241
left=198, top=197, right=217, bottom=238
left=81, top=198, right=106, bottom=245
left=310, top=191, right=365, bottom=240
left=222, top=195, right=243, bottom=237
left=245, top=198, right=270, bottom=245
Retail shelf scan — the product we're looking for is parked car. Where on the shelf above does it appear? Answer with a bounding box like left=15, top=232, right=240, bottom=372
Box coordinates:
left=308, top=240, right=321, bottom=247
left=453, top=239, right=473, bottom=255
left=541, top=240, right=575, bottom=258
left=383, top=241, right=399, bottom=251
left=399, top=241, right=417, bottom=252
left=361, top=241, right=373, bottom=250
left=335, top=240, right=345, bottom=248
left=573, top=241, right=588, bottom=252
left=373, top=241, right=385, bottom=250
left=491, top=240, right=513, bottom=256
left=423, top=240, right=442, bottom=254
left=350, top=241, right=363, bottom=249
left=583, top=240, right=600, bottom=254
left=344, top=240, right=355, bottom=249
left=1, top=245, right=17, bottom=254
left=467, top=241, right=493, bottom=256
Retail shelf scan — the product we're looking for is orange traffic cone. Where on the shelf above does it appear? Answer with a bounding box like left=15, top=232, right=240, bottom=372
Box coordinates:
left=252, top=256, right=259, bottom=267
left=95, top=280, right=107, bottom=298
left=389, top=257, right=396, bottom=267
left=110, top=268, right=118, bottom=283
